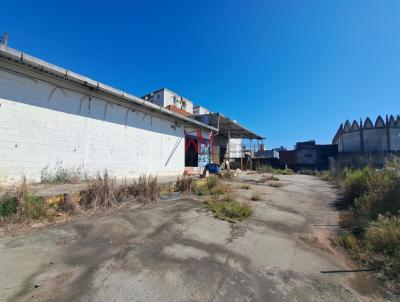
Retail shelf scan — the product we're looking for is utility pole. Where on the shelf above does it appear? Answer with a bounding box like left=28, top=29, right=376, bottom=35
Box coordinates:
left=240, top=132, right=243, bottom=171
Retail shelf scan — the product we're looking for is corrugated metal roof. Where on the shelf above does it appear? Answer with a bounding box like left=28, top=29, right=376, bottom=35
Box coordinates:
left=191, top=113, right=264, bottom=140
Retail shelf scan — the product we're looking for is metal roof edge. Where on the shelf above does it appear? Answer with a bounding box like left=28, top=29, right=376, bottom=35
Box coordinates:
left=193, top=112, right=265, bottom=139
left=0, top=45, right=216, bottom=132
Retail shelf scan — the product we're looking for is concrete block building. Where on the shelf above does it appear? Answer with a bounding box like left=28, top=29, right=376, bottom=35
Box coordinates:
left=0, top=45, right=215, bottom=184
left=332, top=115, right=400, bottom=153
left=331, top=115, right=400, bottom=168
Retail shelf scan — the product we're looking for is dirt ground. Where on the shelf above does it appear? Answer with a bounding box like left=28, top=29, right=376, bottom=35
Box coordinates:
left=0, top=173, right=395, bottom=301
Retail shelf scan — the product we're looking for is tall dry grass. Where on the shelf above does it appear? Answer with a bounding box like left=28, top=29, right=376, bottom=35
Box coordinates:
left=81, top=172, right=160, bottom=210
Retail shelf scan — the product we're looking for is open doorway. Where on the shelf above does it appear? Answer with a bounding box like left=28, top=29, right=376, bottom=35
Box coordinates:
left=185, top=136, right=198, bottom=167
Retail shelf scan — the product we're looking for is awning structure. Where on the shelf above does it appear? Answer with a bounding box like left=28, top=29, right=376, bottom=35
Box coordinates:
left=191, top=113, right=264, bottom=140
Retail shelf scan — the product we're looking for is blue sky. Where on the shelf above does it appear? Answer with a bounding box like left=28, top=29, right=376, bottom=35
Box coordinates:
left=1, top=1, right=399, bottom=148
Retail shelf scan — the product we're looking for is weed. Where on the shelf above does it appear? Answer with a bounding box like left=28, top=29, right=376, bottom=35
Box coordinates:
left=193, top=179, right=208, bottom=196
left=340, top=232, right=359, bottom=251
left=23, top=195, right=47, bottom=219
left=129, top=175, right=159, bottom=203
left=365, top=215, right=400, bottom=258
left=222, top=193, right=236, bottom=203
left=251, top=192, right=261, bottom=201
left=221, top=170, right=235, bottom=179
left=268, top=182, right=284, bottom=188
left=333, top=159, right=400, bottom=284
left=257, top=165, right=275, bottom=173
left=81, top=172, right=118, bottom=210
left=59, top=193, right=81, bottom=214
left=210, top=185, right=226, bottom=196
left=40, top=162, right=84, bottom=184
left=0, top=196, right=17, bottom=217
left=206, top=176, right=219, bottom=189
left=176, top=177, right=194, bottom=193
left=206, top=198, right=253, bottom=222
left=319, top=171, right=336, bottom=181
left=257, top=165, right=294, bottom=175
left=342, top=167, right=373, bottom=206
left=261, top=175, right=280, bottom=182
left=240, top=184, right=250, bottom=190
left=339, top=210, right=353, bottom=228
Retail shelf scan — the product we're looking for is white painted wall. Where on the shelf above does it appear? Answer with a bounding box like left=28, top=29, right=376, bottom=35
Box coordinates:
left=229, top=138, right=242, bottom=159
left=163, top=90, right=193, bottom=114
left=193, top=106, right=210, bottom=115
left=0, top=68, right=187, bottom=184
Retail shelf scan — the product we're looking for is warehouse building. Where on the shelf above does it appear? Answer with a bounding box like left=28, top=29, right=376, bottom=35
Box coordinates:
left=0, top=45, right=216, bottom=184
left=331, top=115, right=400, bottom=168
left=332, top=115, right=400, bottom=152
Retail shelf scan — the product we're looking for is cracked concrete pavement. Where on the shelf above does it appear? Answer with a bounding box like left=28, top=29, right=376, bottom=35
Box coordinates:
left=0, top=174, right=391, bottom=301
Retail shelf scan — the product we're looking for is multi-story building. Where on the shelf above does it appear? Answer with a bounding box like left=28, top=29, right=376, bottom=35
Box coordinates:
left=142, top=88, right=194, bottom=115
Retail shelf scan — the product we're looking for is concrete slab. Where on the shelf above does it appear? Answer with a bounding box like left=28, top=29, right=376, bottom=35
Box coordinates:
left=0, top=174, right=392, bottom=301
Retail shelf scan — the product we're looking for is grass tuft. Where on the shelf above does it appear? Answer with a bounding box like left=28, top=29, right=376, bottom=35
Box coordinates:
left=257, top=165, right=294, bottom=175
left=206, top=197, right=253, bottom=223
left=330, top=158, right=400, bottom=286
left=251, top=192, right=262, bottom=201
left=261, top=175, right=280, bottom=182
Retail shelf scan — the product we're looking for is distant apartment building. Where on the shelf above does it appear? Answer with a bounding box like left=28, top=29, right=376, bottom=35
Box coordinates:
left=142, top=88, right=194, bottom=115
left=193, top=105, right=210, bottom=115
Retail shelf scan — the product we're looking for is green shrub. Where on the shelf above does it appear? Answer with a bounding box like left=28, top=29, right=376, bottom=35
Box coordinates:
left=188, top=176, right=221, bottom=196
left=206, top=198, right=253, bottom=222
left=240, top=185, right=250, bottom=190
left=340, top=232, right=359, bottom=251
left=193, top=179, right=208, bottom=196
left=0, top=196, right=17, bottom=217
left=206, top=176, right=218, bottom=189
left=365, top=215, right=400, bottom=258
left=342, top=167, right=373, bottom=206
left=23, top=195, right=47, bottom=219
left=221, top=201, right=253, bottom=220
left=336, top=159, right=400, bottom=284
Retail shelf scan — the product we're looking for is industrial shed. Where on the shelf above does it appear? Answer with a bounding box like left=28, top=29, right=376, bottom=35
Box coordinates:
left=0, top=45, right=216, bottom=184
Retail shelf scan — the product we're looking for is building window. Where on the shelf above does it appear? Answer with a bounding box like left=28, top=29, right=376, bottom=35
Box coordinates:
left=156, top=95, right=160, bottom=99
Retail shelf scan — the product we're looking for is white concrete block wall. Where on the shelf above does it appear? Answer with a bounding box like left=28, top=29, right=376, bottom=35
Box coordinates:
left=229, top=138, right=242, bottom=159
left=0, top=68, right=187, bottom=184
